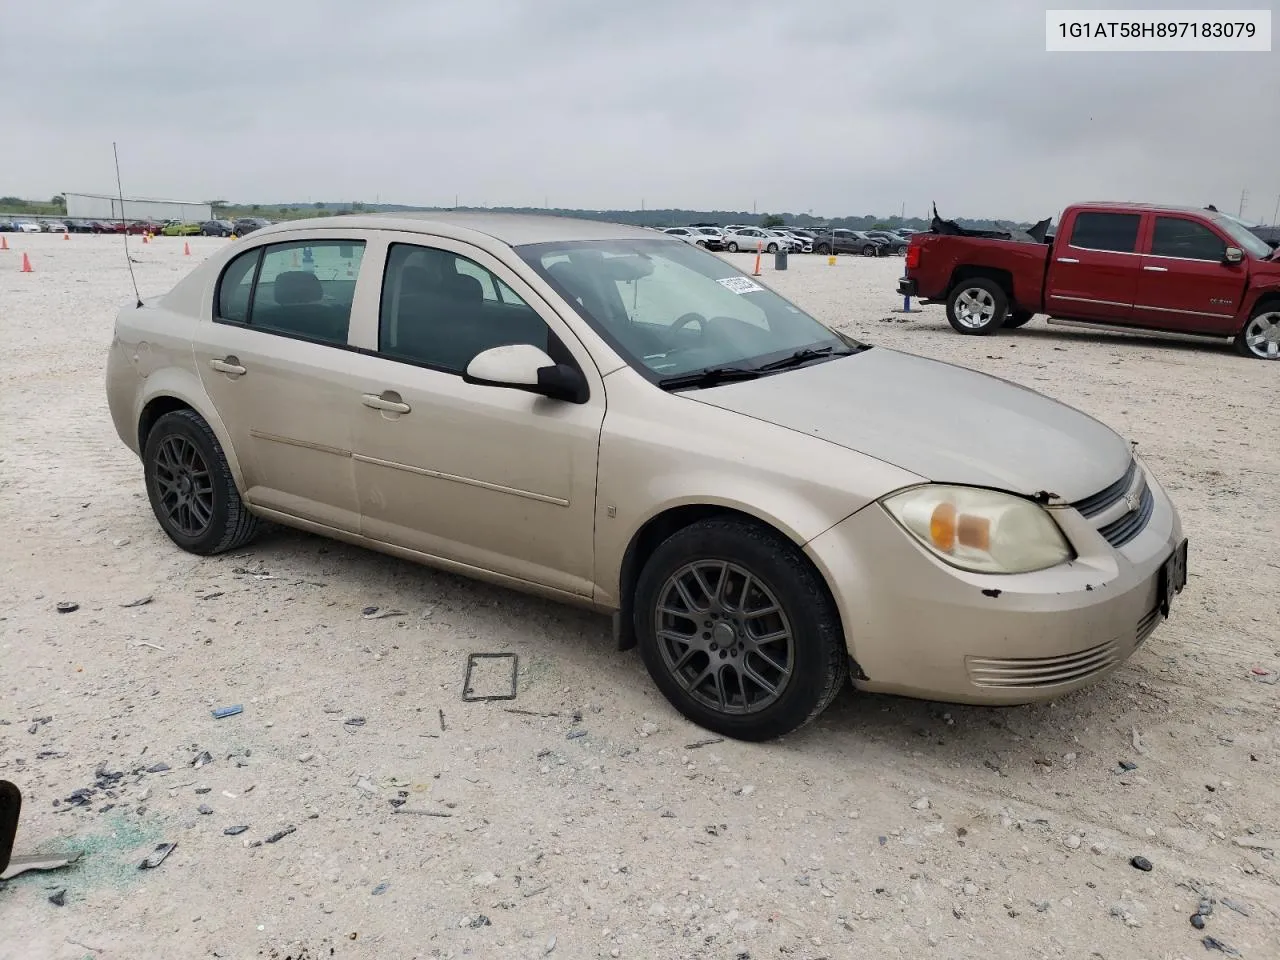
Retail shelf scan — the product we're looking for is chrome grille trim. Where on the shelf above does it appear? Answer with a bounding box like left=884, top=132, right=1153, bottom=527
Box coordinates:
left=966, top=640, right=1120, bottom=689
left=1098, top=480, right=1154, bottom=548
left=1072, top=459, right=1137, bottom=518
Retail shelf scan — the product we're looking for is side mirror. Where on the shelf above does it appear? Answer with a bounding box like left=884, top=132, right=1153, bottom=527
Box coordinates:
left=1224, top=246, right=1243, bottom=264
left=463, top=344, right=589, bottom=404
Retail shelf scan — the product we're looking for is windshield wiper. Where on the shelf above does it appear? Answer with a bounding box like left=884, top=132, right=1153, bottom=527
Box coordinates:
left=657, top=366, right=761, bottom=391
left=755, top=345, right=854, bottom=372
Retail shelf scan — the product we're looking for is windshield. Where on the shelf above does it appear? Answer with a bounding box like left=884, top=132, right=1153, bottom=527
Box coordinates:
left=518, top=238, right=859, bottom=380
left=1206, top=212, right=1273, bottom=259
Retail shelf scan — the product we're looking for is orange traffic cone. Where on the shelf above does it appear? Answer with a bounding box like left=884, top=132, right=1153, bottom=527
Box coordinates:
left=21, top=252, right=33, bottom=272
left=142, top=233, right=149, bottom=244
left=1, top=235, right=8, bottom=250
left=183, top=241, right=191, bottom=256
left=63, top=231, right=70, bottom=240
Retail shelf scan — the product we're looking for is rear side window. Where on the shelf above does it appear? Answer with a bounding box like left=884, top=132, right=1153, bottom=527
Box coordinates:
left=1069, top=212, right=1141, bottom=253
left=214, top=240, right=366, bottom=346
left=1150, top=217, right=1226, bottom=261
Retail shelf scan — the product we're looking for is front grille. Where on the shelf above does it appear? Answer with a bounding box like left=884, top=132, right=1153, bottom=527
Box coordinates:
left=1071, top=458, right=1155, bottom=549
left=1097, top=481, right=1154, bottom=547
left=1072, top=459, right=1137, bottom=518
left=966, top=640, right=1120, bottom=689
left=1135, top=605, right=1161, bottom=646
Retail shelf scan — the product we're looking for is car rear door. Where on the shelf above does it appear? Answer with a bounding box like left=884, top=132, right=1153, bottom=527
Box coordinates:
left=193, top=233, right=375, bottom=533
left=1044, top=210, right=1143, bottom=322
left=1132, top=214, right=1246, bottom=333
left=343, top=235, right=606, bottom=598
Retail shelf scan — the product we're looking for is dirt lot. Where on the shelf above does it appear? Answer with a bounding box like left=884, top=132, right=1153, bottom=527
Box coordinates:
left=1, top=232, right=1277, bottom=960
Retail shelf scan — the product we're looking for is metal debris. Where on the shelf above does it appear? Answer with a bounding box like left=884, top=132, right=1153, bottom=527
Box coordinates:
left=120, top=595, right=153, bottom=608
left=191, top=751, right=213, bottom=768
left=0, top=851, right=82, bottom=881
left=265, top=826, right=296, bottom=844
left=685, top=738, right=723, bottom=750
left=48, top=888, right=67, bottom=906
left=55, top=602, right=79, bottom=613
left=138, top=842, right=176, bottom=869
left=461, top=651, right=519, bottom=702
left=211, top=705, right=243, bottom=719
left=223, top=825, right=249, bottom=836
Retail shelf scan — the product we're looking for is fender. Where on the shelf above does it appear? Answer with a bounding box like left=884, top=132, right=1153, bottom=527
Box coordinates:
left=133, top=366, right=248, bottom=493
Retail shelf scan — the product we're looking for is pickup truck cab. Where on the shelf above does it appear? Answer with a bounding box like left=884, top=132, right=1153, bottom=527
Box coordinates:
left=900, top=202, right=1280, bottom=360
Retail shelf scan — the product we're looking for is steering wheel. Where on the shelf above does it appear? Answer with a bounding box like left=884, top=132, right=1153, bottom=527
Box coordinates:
left=673, top=312, right=708, bottom=338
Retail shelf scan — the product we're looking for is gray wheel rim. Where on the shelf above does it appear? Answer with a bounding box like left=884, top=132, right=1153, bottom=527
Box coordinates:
left=654, top=560, right=795, bottom=715
left=154, top=435, right=215, bottom=536
left=954, top=286, right=997, bottom=328
left=1244, top=311, right=1280, bottom=359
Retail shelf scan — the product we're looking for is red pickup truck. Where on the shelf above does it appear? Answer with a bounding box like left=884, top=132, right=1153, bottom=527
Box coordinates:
left=899, top=202, right=1280, bottom=360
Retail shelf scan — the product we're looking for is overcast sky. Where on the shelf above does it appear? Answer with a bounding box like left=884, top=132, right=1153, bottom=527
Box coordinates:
left=3, top=0, right=1276, bottom=221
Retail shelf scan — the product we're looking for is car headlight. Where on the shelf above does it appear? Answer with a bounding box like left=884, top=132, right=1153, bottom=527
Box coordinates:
left=881, top=485, right=1072, bottom=574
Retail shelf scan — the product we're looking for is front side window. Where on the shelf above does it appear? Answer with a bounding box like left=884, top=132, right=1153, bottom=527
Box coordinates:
left=1150, top=217, right=1226, bottom=261
left=214, top=239, right=365, bottom=345
left=378, top=242, right=555, bottom=374
left=519, top=238, right=858, bottom=380
left=1069, top=212, right=1141, bottom=253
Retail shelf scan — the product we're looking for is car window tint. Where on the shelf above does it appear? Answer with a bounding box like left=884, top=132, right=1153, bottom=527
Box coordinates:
left=1151, top=217, right=1227, bottom=261
left=1069, top=212, right=1141, bottom=253
left=216, top=249, right=261, bottom=323
left=245, top=241, right=365, bottom=344
left=378, top=242, right=553, bottom=375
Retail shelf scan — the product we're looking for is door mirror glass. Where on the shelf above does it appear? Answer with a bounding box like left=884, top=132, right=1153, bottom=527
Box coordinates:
left=1224, top=246, right=1243, bottom=264
left=464, top=344, right=588, bottom=403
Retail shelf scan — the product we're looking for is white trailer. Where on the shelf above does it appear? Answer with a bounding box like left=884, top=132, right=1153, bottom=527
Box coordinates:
left=63, top=192, right=212, bottom=223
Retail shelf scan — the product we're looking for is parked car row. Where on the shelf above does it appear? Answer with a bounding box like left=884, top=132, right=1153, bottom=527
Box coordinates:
left=0, top=216, right=276, bottom=237
left=661, top=223, right=918, bottom=256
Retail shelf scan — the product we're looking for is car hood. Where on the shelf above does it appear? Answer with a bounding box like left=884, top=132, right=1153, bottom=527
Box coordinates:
left=687, top=348, right=1132, bottom=503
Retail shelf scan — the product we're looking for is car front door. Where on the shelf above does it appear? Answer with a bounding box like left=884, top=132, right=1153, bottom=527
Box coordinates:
left=343, top=236, right=605, bottom=598
left=1133, top=214, right=1246, bottom=333
left=1044, top=210, right=1143, bottom=322
left=192, top=235, right=373, bottom=533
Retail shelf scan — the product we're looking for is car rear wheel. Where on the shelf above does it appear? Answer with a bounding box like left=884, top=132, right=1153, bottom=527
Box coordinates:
left=946, top=278, right=1008, bottom=335
left=634, top=518, right=848, bottom=742
left=861, top=245, right=876, bottom=256
left=894, top=245, right=907, bottom=256
left=1235, top=306, right=1280, bottom=360
left=1005, top=310, right=1035, bottom=328
left=815, top=243, right=830, bottom=255
left=726, top=242, right=739, bottom=252
left=695, top=240, right=707, bottom=248
left=143, top=409, right=260, bottom=555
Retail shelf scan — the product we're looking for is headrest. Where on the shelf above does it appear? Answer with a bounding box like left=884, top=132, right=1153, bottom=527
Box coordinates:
left=273, top=271, right=323, bottom=305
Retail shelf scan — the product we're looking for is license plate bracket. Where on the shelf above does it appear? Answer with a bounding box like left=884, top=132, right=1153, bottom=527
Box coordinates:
left=1158, top=538, right=1188, bottom=618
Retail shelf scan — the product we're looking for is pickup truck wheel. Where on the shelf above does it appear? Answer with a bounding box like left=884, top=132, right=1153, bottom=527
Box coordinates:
left=946, top=279, right=1008, bottom=335
left=1236, top=307, right=1280, bottom=360
left=1005, top=310, right=1035, bottom=329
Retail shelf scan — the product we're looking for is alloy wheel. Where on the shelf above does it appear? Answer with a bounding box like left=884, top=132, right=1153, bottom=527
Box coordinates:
left=954, top=286, right=998, bottom=329
left=653, top=560, right=795, bottom=715
left=1244, top=311, right=1280, bottom=359
left=153, top=435, right=215, bottom=537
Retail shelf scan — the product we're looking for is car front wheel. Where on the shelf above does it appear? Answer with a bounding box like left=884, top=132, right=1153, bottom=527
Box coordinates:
left=143, top=409, right=260, bottom=555
left=634, top=518, right=848, bottom=742
left=726, top=242, right=739, bottom=252
left=766, top=243, right=778, bottom=253
left=1236, top=305, right=1280, bottom=360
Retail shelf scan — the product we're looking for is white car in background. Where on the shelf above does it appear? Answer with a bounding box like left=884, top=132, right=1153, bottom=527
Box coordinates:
left=722, top=226, right=783, bottom=253
left=15, top=220, right=41, bottom=233
left=768, top=229, right=810, bottom=253
left=663, top=227, right=708, bottom=247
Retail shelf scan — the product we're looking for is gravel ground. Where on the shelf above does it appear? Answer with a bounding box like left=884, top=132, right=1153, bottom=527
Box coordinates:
left=1, top=232, right=1277, bottom=960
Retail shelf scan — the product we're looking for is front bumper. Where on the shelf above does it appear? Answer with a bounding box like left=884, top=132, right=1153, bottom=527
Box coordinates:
left=804, top=474, right=1184, bottom=705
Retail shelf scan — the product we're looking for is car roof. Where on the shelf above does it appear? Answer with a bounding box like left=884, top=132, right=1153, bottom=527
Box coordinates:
left=1072, top=201, right=1227, bottom=215
left=247, top=211, right=657, bottom=247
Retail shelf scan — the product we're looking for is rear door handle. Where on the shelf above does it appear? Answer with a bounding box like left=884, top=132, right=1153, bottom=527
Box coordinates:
left=1056, top=257, right=1079, bottom=264
left=362, top=392, right=411, bottom=414
left=209, top=357, right=246, bottom=376
left=1142, top=265, right=1168, bottom=272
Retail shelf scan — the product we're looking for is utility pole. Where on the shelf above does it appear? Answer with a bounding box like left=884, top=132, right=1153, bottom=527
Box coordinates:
left=1238, top=187, right=1248, bottom=218
left=1271, top=193, right=1280, bottom=227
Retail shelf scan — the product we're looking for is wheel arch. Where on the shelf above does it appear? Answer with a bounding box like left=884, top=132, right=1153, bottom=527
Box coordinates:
left=135, top=373, right=247, bottom=492
left=1242, top=289, right=1280, bottom=331
left=948, top=266, right=1015, bottom=305
left=612, top=501, right=850, bottom=669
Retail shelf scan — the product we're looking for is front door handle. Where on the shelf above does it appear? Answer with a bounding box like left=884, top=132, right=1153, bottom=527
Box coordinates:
left=1056, top=257, right=1080, bottom=264
left=209, top=357, right=246, bottom=376
left=362, top=392, right=411, bottom=414
left=1142, top=265, right=1168, bottom=272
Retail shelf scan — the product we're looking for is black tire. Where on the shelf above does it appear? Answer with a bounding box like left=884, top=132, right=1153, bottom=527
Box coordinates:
left=143, top=409, right=260, bottom=555
left=766, top=243, right=778, bottom=253
left=1234, top=302, right=1280, bottom=360
left=861, top=245, right=876, bottom=256
left=815, top=243, right=831, bottom=255
left=695, top=240, right=707, bottom=248
left=945, top=277, right=1008, bottom=335
left=894, top=245, right=907, bottom=256
left=726, top=242, right=739, bottom=252
left=1005, top=310, right=1035, bottom=329
left=634, top=517, right=848, bottom=742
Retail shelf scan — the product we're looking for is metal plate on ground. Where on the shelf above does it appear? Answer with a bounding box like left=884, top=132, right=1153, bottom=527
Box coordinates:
left=462, top=652, right=519, bottom=702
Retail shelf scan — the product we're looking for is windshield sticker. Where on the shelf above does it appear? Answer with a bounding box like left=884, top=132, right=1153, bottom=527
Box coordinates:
left=716, top=276, right=764, bottom=295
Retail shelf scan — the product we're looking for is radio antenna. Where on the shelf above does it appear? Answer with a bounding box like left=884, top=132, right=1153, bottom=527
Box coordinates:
left=113, top=141, right=143, bottom=308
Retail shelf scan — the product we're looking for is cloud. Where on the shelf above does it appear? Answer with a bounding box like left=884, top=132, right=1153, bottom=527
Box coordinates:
left=3, top=0, right=1275, bottom=221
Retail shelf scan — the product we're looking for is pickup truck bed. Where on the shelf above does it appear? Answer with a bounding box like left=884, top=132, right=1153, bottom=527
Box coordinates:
left=899, top=202, right=1280, bottom=360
